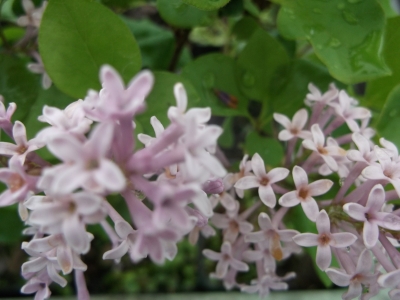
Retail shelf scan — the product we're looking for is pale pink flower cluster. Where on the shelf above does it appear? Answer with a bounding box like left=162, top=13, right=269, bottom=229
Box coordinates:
left=200, top=84, right=400, bottom=300
left=0, top=65, right=226, bottom=300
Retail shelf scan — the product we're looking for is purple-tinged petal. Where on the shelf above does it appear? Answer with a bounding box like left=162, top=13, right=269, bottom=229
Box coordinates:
left=355, top=249, right=372, bottom=274
left=103, top=240, right=129, bottom=260
left=115, top=220, right=135, bottom=239
left=221, top=241, right=231, bottom=254
left=63, top=215, right=89, bottom=254
left=50, top=164, right=87, bottom=194
left=293, top=233, right=319, bottom=247
left=311, top=124, right=325, bottom=146
left=273, top=113, right=291, bottom=128
left=378, top=270, right=400, bottom=287
left=57, top=245, right=73, bottom=275
left=100, top=65, right=124, bottom=94
left=268, top=167, right=289, bottom=183
left=316, top=245, right=331, bottom=271
left=363, top=221, right=379, bottom=248
left=86, top=123, right=113, bottom=158
left=321, top=155, right=338, bottom=172
left=252, top=153, right=267, bottom=178
left=292, top=166, right=308, bottom=189
left=258, top=213, right=273, bottom=231
left=301, top=199, right=319, bottom=222
left=278, top=191, right=300, bottom=207
left=0, top=142, right=18, bottom=155
left=235, top=176, right=259, bottom=189
left=230, top=258, right=248, bottom=271
left=343, top=282, right=362, bottom=300
left=13, top=121, right=28, bottom=146
left=278, top=130, right=294, bottom=141
left=215, top=260, right=229, bottom=278
left=74, top=192, right=102, bottom=215
left=202, top=249, right=221, bottom=261
left=95, top=159, right=125, bottom=192
left=326, top=268, right=351, bottom=286
left=330, top=232, right=357, bottom=248
left=346, top=150, right=364, bottom=162
left=278, top=230, right=299, bottom=242
left=242, top=250, right=263, bottom=261
left=21, top=257, right=47, bottom=273
left=259, top=185, right=276, bottom=208
left=362, top=165, right=385, bottom=180
left=47, top=264, right=67, bottom=287
left=238, top=221, right=253, bottom=233
left=302, top=139, right=318, bottom=151
left=308, top=179, right=333, bottom=196
left=365, top=184, right=385, bottom=212
left=126, top=70, right=154, bottom=104
left=352, top=133, right=370, bottom=155
left=47, top=136, right=84, bottom=162
left=292, top=109, right=308, bottom=130
left=316, top=210, right=330, bottom=234
left=186, top=107, right=211, bottom=124
left=343, top=203, right=367, bottom=221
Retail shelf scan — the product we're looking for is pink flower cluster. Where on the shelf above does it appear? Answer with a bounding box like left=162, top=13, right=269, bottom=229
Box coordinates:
left=0, top=66, right=226, bottom=299
left=201, top=84, right=400, bottom=299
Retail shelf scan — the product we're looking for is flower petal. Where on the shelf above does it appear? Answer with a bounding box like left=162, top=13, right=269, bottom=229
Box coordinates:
left=316, top=210, right=330, bottom=234
left=326, top=268, right=351, bottom=286
left=259, top=185, right=276, bottom=208
left=293, top=233, right=319, bottom=247
left=251, top=153, right=266, bottom=179
left=235, top=176, right=259, bottom=189
left=316, top=245, right=331, bottom=271
left=308, top=179, right=333, bottom=196
left=330, top=232, right=357, bottom=248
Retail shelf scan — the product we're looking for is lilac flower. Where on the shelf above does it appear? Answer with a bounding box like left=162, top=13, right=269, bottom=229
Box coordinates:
left=202, top=177, right=224, bottom=195
left=330, top=91, right=371, bottom=132
left=0, top=97, right=16, bottom=129
left=234, top=153, right=289, bottom=208
left=240, top=272, right=295, bottom=298
left=38, top=123, right=125, bottom=194
left=203, top=241, right=249, bottom=278
left=347, top=133, right=377, bottom=164
left=168, top=83, right=211, bottom=125
left=27, top=192, right=106, bottom=254
left=302, top=124, right=345, bottom=172
left=279, top=166, right=333, bottom=221
left=211, top=201, right=253, bottom=243
left=17, top=0, right=47, bottom=28
left=244, top=213, right=299, bottom=261
left=305, top=83, right=338, bottom=107
left=343, top=184, right=400, bottom=248
left=21, top=275, right=52, bottom=300
left=362, top=146, right=400, bottom=196
left=224, top=154, right=252, bottom=198
left=242, top=240, right=277, bottom=272
left=137, top=116, right=164, bottom=147
left=273, top=109, right=311, bottom=141
left=27, top=53, right=52, bottom=90
left=83, top=66, right=154, bottom=121
left=0, top=121, right=44, bottom=164
left=378, top=269, right=400, bottom=288
left=293, top=210, right=357, bottom=270
left=326, top=249, right=379, bottom=300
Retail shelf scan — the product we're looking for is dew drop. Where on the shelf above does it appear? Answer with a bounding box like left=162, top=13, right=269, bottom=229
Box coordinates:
left=339, top=177, right=346, bottom=186
left=202, top=72, right=215, bottom=88
left=346, top=246, right=351, bottom=252
left=329, top=38, right=342, bottom=48
left=134, top=189, right=146, bottom=200
left=242, top=71, right=255, bottom=87
left=337, top=2, right=345, bottom=9
left=342, top=10, right=359, bottom=25
left=313, top=8, right=322, bottom=14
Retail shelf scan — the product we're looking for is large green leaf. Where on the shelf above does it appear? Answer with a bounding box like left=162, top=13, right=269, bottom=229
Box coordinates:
left=122, top=18, right=175, bottom=70
left=236, top=28, right=290, bottom=102
left=39, top=0, right=141, bottom=99
left=136, top=72, right=200, bottom=135
left=376, top=84, right=400, bottom=148
left=182, top=53, right=249, bottom=117
left=182, top=0, right=230, bottom=11
left=0, top=205, right=24, bottom=244
left=271, top=59, right=345, bottom=118
left=157, top=0, right=215, bottom=28
left=276, top=0, right=390, bottom=84
left=244, top=131, right=284, bottom=167
left=365, top=17, right=400, bottom=111
left=0, top=54, right=39, bottom=123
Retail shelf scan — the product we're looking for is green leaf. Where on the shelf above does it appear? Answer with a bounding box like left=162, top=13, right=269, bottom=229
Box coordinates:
left=231, top=16, right=258, bottom=41
left=220, top=0, right=243, bottom=17
left=0, top=205, right=24, bottom=244
left=236, top=28, right=290, bottom=102
left=136, top=71, right=200, bottom=135
left=271, top=59, right=345, bottom=117
left=157, top=0, right=215, bottom=28
left=365, top=17, right=400, bottom=111
left=376, top=84, right=400, bottom=148
left=276, top=0, right=390, bottom=84
left=378, top=0, right=399, bottom=18
left=0, top=54, right=39, bottom=122
left=181, top=0, right=230, bottom=11
left=182, top=53, right=249, bottom=117
left=122, top=17, right=175, bottom=70
left=244, top=131, right=284, bottom=167
left=219, top=117, right=234, bottom=148
left=39, top=0, right=141, bottom=99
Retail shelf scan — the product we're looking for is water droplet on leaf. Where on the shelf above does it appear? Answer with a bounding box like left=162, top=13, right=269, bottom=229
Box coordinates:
left=329, top=38, right=341, bottom=48
left=242, top=71, right=255, bottom=87
left=342, top=10, right=359, bottom=24
left=337, top=2, right=345, bottom=9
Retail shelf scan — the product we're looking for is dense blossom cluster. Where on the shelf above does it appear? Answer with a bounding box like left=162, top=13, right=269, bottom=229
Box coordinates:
left=200, top=83, right=400, bottom=300
left=0, top=62, right=399, bottom=300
